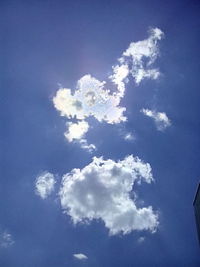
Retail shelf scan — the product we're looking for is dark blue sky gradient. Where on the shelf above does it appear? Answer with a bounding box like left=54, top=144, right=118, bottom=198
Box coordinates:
left=1, top=0, right=200, bottom=266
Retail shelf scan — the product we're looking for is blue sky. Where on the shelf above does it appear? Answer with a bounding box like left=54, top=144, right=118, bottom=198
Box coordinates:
left=1, top=0, right=200, bottom=266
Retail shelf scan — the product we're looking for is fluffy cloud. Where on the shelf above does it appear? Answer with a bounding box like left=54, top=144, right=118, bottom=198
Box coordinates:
left=35, top=172, right=56, bottom=199
left=141, top=109, right=171, bottom=131
left=64, top=121, right=89, bottom=142
left=64, top=121, right=96, bottom=152
left=53, top=75, right=126, bottom=124
left=110, top=28, right=164, bottom=86
left=0, top=231, right=14, bottom=248
left=73, top=253, right=88, bottom=260
left=59, top=155, right=158, bottom=235
left=53, top=28, right=164, bottom=150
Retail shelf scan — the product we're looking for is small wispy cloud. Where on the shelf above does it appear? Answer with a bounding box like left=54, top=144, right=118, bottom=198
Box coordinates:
left=124, top=132, right=135, bottom=141
left=141, top=109, right=171, bottom=131
left=73, top=253, right=88, bottom=260
left=79, top=138, right=96, bottom=153
left=138, top=236, right=145, bottom=243
left=0, top=231, right=14, bottom=248
left=35, top=172, right=56, bottom=199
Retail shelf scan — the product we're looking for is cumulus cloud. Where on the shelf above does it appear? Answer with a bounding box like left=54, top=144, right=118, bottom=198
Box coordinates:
left=141, top=109, right=171, bottom=131
left=73, top=253, right=88, bottom=260
left=35, top=172, right=56, bottom=199
left=0, top=231, right=14, bottom=248
left=110, top=27, right=164, bottom=86
left=53, top=28, right=164, bottom=150
left=59, top=155, right=158, bottom=235
left=64, top=121, right=89, bottom=142
left=53, top=74, right=126, bottom=124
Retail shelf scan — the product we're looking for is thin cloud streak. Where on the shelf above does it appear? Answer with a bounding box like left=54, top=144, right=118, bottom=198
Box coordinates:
left=141, top=109, right=171, bottom=131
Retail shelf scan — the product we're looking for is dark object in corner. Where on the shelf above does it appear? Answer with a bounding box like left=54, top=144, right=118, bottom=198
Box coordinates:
left=193, top=183, right=200, bottom=245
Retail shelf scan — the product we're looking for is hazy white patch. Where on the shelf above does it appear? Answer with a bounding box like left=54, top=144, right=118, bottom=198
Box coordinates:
left=111, top=27, right=164, bottom=86
left=73, top=253, right=88, bottom=260
left=64, top=121, right=89, bottom=142
left=53, top=75, right=126, bottom=124
left=59, top=155, right=158, bottom=235
left=124, top=132, right=135, bottom=141
left=138, top=236, right=145, bottom=243
left=141, top=109, right=171, bottom=131
left=35, top=172, right=56, bottom=199
left=0, top=231, right=14, bottom=248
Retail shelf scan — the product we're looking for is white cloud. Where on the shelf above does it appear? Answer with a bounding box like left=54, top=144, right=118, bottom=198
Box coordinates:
left=122, top=28, right=163, bottom=60
left=53, top=28, right=164, bottom=149
left=124, top=132, right=135, bottom=141
left=53, top=74, right=126, bottom=124
left=35, top=172, right=56, bottom=199
left=110, top=27, right=164, bottom=86
left=79, top=138, right=96, bottom=153
left=64, top=121, right=89, bottom=142
left=141, top=109, right=171, bottom=131
left=63, top=121, right=96, bottom=152
left=133, top=68, right=160, bottom=85
left=73, top=253, right=88, bottom=260
left=109, top=64, right=129, bottom=97
left=0, top=231, right=14, bottom=248
left=59, top=155, right=158, bottom=235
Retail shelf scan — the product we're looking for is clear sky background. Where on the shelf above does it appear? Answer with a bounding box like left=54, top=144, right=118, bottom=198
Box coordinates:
left=1, top=0, right=200, bottom=266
